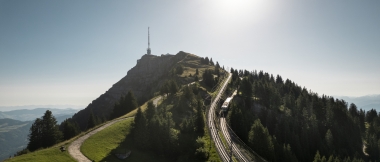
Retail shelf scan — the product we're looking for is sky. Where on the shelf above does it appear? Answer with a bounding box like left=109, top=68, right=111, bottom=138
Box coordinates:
left=1, top=0, right=379, bottom=109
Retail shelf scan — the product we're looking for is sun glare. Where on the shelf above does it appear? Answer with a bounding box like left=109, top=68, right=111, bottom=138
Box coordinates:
left=213, top=0, right=271, bottom=20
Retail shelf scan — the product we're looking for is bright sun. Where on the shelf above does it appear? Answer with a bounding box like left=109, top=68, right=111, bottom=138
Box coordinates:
left=210, top=0, right=272, bottom=22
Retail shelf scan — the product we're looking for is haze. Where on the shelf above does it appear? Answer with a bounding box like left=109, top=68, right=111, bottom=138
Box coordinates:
left=0, top=0, right=379, bottom=108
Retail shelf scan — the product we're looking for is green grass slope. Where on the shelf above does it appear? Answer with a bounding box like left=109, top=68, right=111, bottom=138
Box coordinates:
left=81, top=97, right=170, bottom=162
left=81, top=117, right=168, bottom=162
left=4, top=143, right=76, bottom=162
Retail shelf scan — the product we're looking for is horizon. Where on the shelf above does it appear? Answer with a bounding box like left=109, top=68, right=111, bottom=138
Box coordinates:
left=0, top=105, right=84, bottom=112
left=1, top=1, right=379, bottom=109
left=1, top=88, right=379, bottom=112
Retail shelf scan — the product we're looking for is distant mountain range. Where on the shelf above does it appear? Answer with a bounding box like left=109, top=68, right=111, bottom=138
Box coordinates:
left=0, top=105, right=83, bottom=111
left=335, top=94, right=380, bottom=111
left=0, top=118, right=32, bottom=161
left=0, top=108, right=79, bottom=122
left=0, top=108, right=79, bottom=161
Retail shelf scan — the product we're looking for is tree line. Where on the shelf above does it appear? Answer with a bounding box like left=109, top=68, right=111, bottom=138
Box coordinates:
left=226, top=69, right=373, bottom=161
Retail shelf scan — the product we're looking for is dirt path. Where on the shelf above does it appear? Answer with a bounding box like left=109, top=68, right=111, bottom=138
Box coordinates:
left=68, top=96, right=162, bottom=162
left=68, top=118, right=126, bottom=162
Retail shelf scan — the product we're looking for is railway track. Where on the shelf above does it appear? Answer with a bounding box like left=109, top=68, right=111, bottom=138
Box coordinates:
left=207, top=74, right=260, bottom=162
left=207, top=73, right=232, bottom=162
left=220, top=117, right=250, bottom=162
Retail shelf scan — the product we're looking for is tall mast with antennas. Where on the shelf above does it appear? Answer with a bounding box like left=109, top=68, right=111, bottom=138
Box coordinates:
left=147, top=27, right=151, bottom=55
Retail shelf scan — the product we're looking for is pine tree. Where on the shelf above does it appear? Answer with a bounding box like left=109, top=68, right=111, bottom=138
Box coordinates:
left=195, top=100, right=205, bottom=135
left=204, top=57, right=209, bottom=65
left=240, top=78, right=252, bottom=97
left=124, top=91, right=138, bottom=112
left=160, top=81, right=170, bottom=97
left=248, top=119, right=275, bottom=161
left=194, top=75, right=199, bottom=82
left=170, top=80, right=179, bottom=95
left=27, top=110, right=62, bottom=151
left=325, top=129, right=333, bottom=151
left=146, top=101, right=156, bottom=120
left=40, top=110, right=62, bottom=148
left=202, top=69, right=215, bottom=87
left=110, top=91, right=138, bottom=119
left=62, top=119, right=80, bottom=140
left=134, top=107, right=150, bottom=150
left=210, top=58, right=214, bottom=65
left=313, top=150, right=321, bottom=162
left=27, top=118, right=42, bottom=151
left=215, top=63, right=220, bottom=77
left=87, top=110, right=97, bottom=130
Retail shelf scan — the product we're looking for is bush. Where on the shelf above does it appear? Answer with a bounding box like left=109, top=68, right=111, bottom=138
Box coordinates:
left=195, top=137, right=209, bottom=160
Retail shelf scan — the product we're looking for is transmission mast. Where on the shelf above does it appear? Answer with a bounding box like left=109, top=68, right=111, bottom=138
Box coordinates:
left=147, top=27, right=151, bottom=55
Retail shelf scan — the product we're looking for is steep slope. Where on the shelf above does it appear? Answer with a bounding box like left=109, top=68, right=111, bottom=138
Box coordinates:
left=71, top=52, right=193, bottom=130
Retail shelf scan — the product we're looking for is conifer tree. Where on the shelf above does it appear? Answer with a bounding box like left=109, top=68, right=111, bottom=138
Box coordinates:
left=110, top=91, right=138, bottom=119
left=62, top=119, right=80, bottom=140
left=146, top=101, right=155, bottom=120
left=248, top=119, right=275, bottom=161
left=210, top=58, right=214, bottom=65
left=41, top=110, right=62, bottom=148
left=195, top=100, right=205, bottom=135
left=87, top=110, right=97, bottom=130
left=204, top=57, right=209, bottom=65
left=160, top=81, right=170, bottom=97
left=134, top=107, right=150, bottom=149
left=170, top=80, right=179, bottom=95
left=27, top=110, right=62, bottom=151
left=27, top=118, right=42, bottom=151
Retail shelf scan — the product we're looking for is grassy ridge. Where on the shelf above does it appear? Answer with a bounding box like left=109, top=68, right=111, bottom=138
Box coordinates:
left=81, top=117, right=168, bottom=162
left=80, top=97, right=170, bottom=162
left=81, top=118, right=133, bottom=161
left=5, top=145, right=76, bottom=162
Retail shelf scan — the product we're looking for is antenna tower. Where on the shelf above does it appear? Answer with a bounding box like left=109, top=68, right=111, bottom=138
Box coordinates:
left=147, top=27, right=151, bottom=55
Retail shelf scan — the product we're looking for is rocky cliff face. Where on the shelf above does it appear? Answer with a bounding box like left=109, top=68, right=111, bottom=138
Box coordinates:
left=72, top=52, right=188, bottom=129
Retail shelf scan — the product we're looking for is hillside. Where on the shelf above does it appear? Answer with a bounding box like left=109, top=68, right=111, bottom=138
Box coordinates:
left=224, top=69, right=372, bottom=161
left=71, top=51, right=217, bottom=130
left=0, top=119, right=32, bottom=161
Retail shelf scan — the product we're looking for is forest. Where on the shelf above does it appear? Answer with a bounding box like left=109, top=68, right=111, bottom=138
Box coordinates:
left=226, top=68, right=379, bottom=161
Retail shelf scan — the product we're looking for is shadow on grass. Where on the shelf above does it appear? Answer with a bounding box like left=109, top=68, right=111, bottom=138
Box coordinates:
left=99, top=133, right=168, bottom=162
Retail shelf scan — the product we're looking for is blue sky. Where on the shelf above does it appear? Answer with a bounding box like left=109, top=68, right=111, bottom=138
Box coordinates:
left=1, top=0, right=379, bottom=108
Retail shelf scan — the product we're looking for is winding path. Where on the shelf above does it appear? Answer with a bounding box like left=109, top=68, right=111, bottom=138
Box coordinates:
left=68, top=118, right=126, bottom=162
left=68, top=96, right=162, bottom=162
